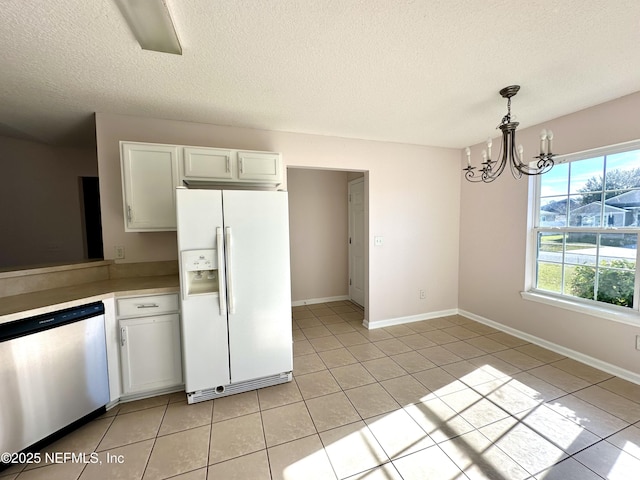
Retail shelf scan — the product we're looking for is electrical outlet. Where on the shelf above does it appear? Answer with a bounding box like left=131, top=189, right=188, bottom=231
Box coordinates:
left=374, top=236, right=384, bottom=246
left=114, top=245, right=125, bottom=259
left=419, top=289, right=426, bottom=299
left=636, top=335, right=640, bottom=351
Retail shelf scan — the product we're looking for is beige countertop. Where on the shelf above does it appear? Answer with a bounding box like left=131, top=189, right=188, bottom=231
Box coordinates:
left=0, top=274, right=180, bottom=324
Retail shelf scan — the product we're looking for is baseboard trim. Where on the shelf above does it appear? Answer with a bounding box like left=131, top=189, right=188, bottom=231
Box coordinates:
left=108, top=385, right=185, bottom=410
left=458, top=309, right=640, bottom=386
left=364, top=309, right=458, bottom=330
left=292, top=295, right=350, bottom=307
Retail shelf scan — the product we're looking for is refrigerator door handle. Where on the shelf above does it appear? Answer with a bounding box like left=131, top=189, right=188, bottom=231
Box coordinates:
left=225, top=226, right=235, bottom=314
left=216, top=227, right=227, bottom=315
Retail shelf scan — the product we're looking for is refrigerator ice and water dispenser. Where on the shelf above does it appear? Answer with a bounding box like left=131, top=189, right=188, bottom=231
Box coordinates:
left=181, top=249, right=219, bottom=297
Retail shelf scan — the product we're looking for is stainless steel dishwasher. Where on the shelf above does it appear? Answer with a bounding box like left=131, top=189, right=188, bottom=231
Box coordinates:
left=0, top=302, right=110, bottom=458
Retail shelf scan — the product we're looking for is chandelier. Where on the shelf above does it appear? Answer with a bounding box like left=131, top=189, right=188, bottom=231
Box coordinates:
left=463, top=85, right=555, bottom=183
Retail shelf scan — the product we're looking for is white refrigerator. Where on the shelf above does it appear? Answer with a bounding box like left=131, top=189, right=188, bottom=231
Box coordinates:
left=176, top=187, right=293, bottom=403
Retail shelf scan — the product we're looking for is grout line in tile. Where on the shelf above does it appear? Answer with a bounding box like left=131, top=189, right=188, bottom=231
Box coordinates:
left=10, top=312, right=637, bottom=480
left=566, top=440, right=611, bottom=480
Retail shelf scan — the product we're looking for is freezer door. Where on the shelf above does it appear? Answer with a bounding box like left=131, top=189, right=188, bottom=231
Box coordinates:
left=222, top=190, right=293, bottom=383
left=176, top=188, right=230, bottom=392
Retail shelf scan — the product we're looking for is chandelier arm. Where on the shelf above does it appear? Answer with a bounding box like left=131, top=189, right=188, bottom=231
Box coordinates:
left=515, top=155, right=555, bottom=175
left=508, top=129, right=524, bottom=179
left=480, top=126, right=509, bottom=182
left=500, top=128, right=518, bottom=180
left=463, top=167, right=498, bottom=183
left=463, top=167, right=484, bottom=182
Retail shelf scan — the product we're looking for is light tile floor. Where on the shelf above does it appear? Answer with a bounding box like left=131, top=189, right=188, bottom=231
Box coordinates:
left=3, top=301, right=640, bottom=479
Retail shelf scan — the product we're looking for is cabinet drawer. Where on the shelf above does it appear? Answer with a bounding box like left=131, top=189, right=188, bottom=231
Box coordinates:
left=117, top=294, right=179, bottom=318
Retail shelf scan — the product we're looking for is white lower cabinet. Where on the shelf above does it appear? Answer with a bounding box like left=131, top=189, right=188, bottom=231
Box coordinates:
left=117, top=294, right=182, bottom=396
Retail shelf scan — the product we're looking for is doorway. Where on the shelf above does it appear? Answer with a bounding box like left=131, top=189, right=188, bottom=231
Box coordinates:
left=80, top=177, right=104, bottom=260
left=287, top=168, right=368, bottom=313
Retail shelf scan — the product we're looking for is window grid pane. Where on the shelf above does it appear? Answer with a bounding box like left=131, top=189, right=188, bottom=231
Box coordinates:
left=536, top=232, right=564, bottom=293
left=564, top=264, right=594, bottom=300
left=534, top=146, right=640, bottom=311
left=569, top=156, right=604, bottom=194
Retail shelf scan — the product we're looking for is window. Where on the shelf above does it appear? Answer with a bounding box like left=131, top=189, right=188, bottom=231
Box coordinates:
left=531, top=142, right=640, bottom=313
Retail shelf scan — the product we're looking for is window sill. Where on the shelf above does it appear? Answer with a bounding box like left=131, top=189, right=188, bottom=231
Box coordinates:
left=521, top=290, right=640, bottom=327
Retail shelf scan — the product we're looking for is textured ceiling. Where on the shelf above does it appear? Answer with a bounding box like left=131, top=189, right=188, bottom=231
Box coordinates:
left=1, top=0, right=640, bottom=148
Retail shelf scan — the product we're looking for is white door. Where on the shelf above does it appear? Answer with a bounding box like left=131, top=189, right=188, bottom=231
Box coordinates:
left=176, top=188, right=231, bottom=392
left=349, top=178, right=365, bottom=306
left=222, top=190, right=293, bottom=383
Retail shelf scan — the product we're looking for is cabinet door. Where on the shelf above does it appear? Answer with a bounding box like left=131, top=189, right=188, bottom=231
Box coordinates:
left=121, top=142, right=179, bottom=231
left=182, top=147, right=233, bottom=180
left=237, top=151, right=282, bottom=184
left=119, top=313, right=182, bottom=395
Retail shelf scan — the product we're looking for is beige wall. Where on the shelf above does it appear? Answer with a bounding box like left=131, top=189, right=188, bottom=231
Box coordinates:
left=459, top=91, right=640, bottom=377
left=95, top=113, right=461, bottom=325
left=0, top=135, right=98, bottom=269
left=288, top=168, right=350, bottom=302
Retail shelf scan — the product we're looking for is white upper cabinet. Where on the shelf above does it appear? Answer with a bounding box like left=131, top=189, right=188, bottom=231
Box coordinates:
left=121, top=142, right=283, bottom=233
left=121, top=142, right=180, bottom=232
left=181, top=147, right=282, bottom=186
left=237, top=151, right=282, bottom=184
left=182, top=147, right=233, bottom=181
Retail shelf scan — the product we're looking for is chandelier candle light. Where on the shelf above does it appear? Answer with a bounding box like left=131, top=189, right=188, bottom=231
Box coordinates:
left=463, top=85, right=556, bottom=183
